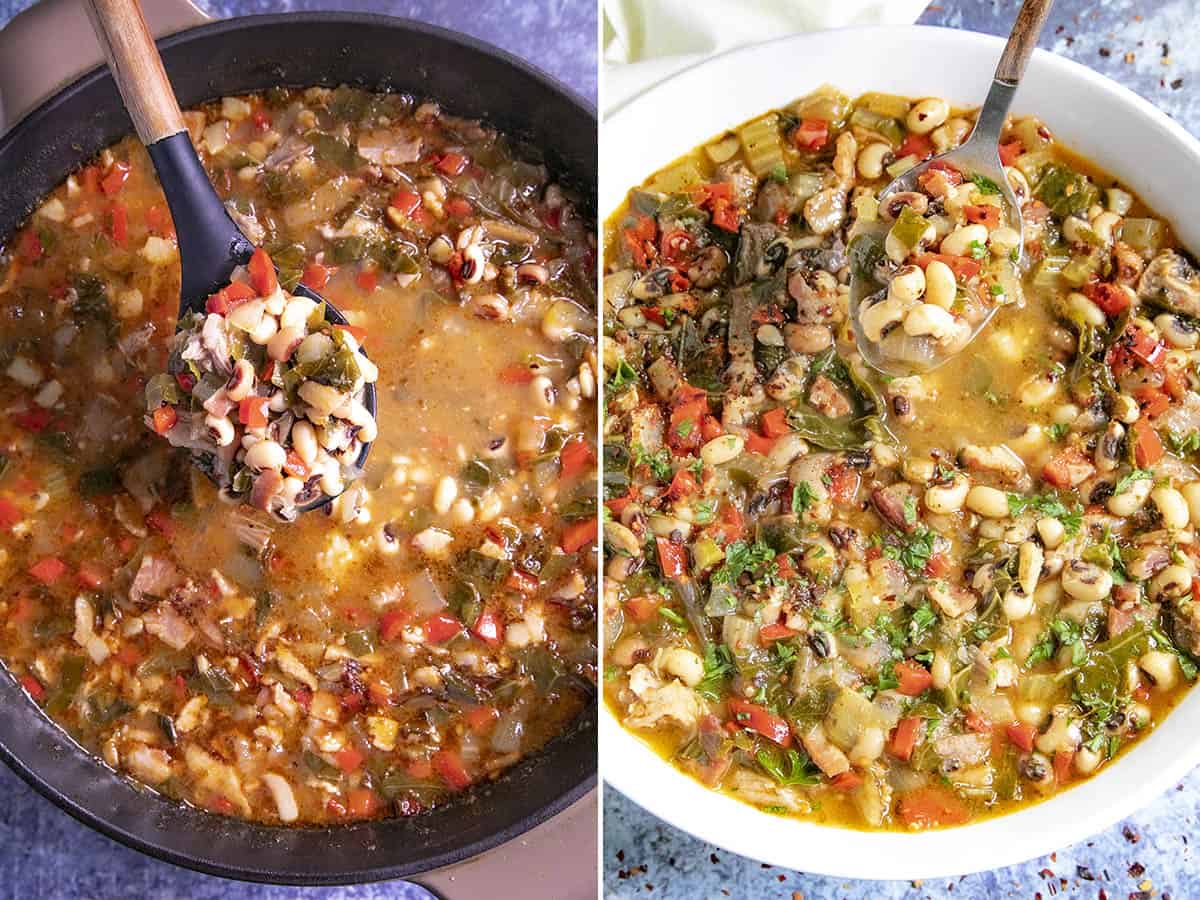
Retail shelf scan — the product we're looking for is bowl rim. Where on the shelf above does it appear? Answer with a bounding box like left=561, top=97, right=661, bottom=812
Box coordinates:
left=602, top=23, right=1200, bottom=881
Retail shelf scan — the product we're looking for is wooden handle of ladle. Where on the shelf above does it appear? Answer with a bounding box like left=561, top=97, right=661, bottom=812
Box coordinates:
left=995, top=0, right=1055, bottom=83
left=84, top=0, right=185, bottom=144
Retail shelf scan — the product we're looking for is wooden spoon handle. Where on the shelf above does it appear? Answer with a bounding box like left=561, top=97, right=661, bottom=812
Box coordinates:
left=995, top=0, right=1055, bottom=84
left=84, top=0, right=184, bottom=143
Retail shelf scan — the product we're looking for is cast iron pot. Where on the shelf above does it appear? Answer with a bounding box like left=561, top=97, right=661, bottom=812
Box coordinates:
left=0, top=7, right=596, bottom=892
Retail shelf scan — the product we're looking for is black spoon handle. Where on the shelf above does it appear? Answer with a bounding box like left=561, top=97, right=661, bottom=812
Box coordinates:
left=83, top=0, right=185, bottom=144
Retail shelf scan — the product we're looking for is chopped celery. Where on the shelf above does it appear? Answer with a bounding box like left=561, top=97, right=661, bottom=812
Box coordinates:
left=1015, top=149, right=1054, bottom=182
left=1122, top=217, right=1165, bottom=253
left=1061, top=252, right=1101, bottom=287
left=738, top=114, right=785, bottom=177
left=1105, top=187, right=1134, bottom=215
left=1012, top=117, right=1053, bottom=153
left=1032, top=252, right=1070, bottom=290
left=885, top=154, right=919, bottom=179
left=848, top=107, right=903, bottom=146
left=705, top=136, right=740, bottom=164
left=854, top=193, right=879, bottom=223
left=649, top=158, right=705, bottom=194
left=856, top=92, right=912, bottom=120
left=791, top=85, right=852, bottom=128
left=788, top=172, right=824, bottom=202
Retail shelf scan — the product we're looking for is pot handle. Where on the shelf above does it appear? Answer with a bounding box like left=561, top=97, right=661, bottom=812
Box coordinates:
left=411, top=792, right=598, bottom=900
left=0, top=0, right=209, bottom=134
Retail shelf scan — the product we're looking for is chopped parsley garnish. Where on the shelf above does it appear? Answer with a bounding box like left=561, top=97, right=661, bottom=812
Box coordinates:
left=967, top=240, right=989, bottom=260
left=1028, top=617, right=1092, bottom=666
left=608, top=359, right=639, bottom=391
left=1006, top=491, right=1082, bottom=536
left=756, top=747, right=818, bottom=786
left=1082, top=527, right=1128, bottom=583
left=693, top=499, right=717, bottom=525
left=676, top=419, right=694, bottom=438
left=1047, top=422, right=1070, bottom=441
left=1165, top=430, right=1200, bottom=456
left=908, top=601, right=938, bottom=645
left=989, top=283, right=1005, bottom=296
left=694, top=644, right=735, bottom=701
left=793, top=481, right=817, bottom=514
left=711, top=540, right=777, bottom=585
left=1113, top=468, right=1154, bottom=495
left=632, top=443, right=673, bottom=482
left=658, top=606, right=686, bottom=627
left=878, top=526, right=936, bottom=575
left=969, top=173, right=1001, bottom=195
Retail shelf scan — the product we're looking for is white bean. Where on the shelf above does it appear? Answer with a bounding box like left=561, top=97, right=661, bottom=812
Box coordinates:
left=923, top=259, right=957, bottom=309
left=966, top=485, right=1009, bottom=518
left=906, top=97, right=950, bottom=135
left=245, top=439, right=286, bottom=471
left=1152, top=486, right=1190, bottom=530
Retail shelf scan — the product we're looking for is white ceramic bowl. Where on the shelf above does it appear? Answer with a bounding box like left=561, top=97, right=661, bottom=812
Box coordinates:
left=602, top=25, right=1200, bottom=881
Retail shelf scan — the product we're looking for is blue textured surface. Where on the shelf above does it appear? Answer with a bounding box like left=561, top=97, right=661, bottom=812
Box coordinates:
left=0, top=1, right=594, bottom=898
left=602, top=1, right=1200, bottom=899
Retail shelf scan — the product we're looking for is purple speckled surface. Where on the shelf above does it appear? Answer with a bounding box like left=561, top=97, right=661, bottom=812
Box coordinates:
left=0, top=1, right=595, bottom=898
left=601, top=1, right=1200, bottom=899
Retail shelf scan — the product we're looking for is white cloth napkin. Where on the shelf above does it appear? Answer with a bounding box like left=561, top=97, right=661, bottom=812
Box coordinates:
left=603, top=0, right=932, bottom=113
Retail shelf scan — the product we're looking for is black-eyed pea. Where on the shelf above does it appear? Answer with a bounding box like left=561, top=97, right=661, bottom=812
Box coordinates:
left=1112, top=393, right=1140, bottom=424
left=660, top=647, right=704, bottom=687
left=1139, top=650, right=1181, bottom=691
left=923, top=259, right=957, bottom=310
left=924, top=472, right=969, bottom=514
left=1018, top=373, right=1059, bottom=408
left=859, top=297, right=907, bottom=342
left=1152, top=485, right=1189, bottom=530
left=902, top=303, right=957, bottom=341
left=939, top=224, right=989, bottom=258
left=205, top=414, right=235, bottom=447
left=1074, top=747, right=1102, bottom=775
left=1181, top=482, right=1200, bottom=527
left=1154, top=313, right=1199, bottom=349
left=1036, top=516, right=1065, bottom=550
left=905, top=97, right=950, bottom=135
left=1018, top=540, right=1044, bottom=595
left=432, top=475, right=458, bottom=515
left=1060, top=560, right=1113, bottom=602
left=931, top=117, right=971, bottom=152
left=1091, top=211, right=1122, bottom=244
left=1002, top=588, right=1034, bottom=621
left=1150, top=564, right=1192, bottom=600
left=856, top=142, right=892, bottom=180
left=245, top=439, right=286, bottom=471
left=902, top=457, right=937, bottom=484
left=1106, top=476, right=1153, bottom=516
left=887, top=265, right=926, bottom=303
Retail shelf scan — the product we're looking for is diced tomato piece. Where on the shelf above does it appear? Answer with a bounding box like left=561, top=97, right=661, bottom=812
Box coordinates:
left=898, top=131, right=934, bottom=161
left=0, top=498, right=22, bottom=530
left=283, top=451, right=309, bottom=479
left=471, top=608, right=505, bottom=646
left=711, top=503, right=744, bottom=545
left=356, top=269, right=378, bottom=292
left=759, top=622, right=797, bottom=643
left=830, top=770, right=863, bottom=792
left=1163, top=367, right=1188, bottom=400
left=1134, top=385, right=1171, bottom=418
left=433, top=748, right=473, bottom=790
left=660, top=228, right=694, bottom=264
left=701, top=415, right=723, bottom=441
left=334, top=745, right=365, bottom=773
left=100, top=161, right=131, bottom=195
left=1053, top=749, right=1075, bottom=784
left=145, top=204, right=174, bottom=237
left=379, top=608, right=410, bottom=641
left=1042, top=446, right=1094, bottom=489
left=792, top=118, right=829, bottom=151
left=252, top=108, right=272, bottom=130
left=999, top=140, right=1024, bottom=166
left=924, top=552, right=951, bottom=579
left=560, top=437, right=595, bottom=479
left=107, top=203, right=128, bottom=244
left=347, top=787, right=380, bottom=818
left=13, top=409, right=52, bottom=435
left=760, top=407, right=791, bottom=438
left=80, top=165, right=100, bottom=194
left=710, top=197, right=740, bottom=233
left=668, top=397, right=707, bottom=454
left=205, top=291, right=230, bottom=315
left=1086, top=281, right=1131, bottom=316
left=28, top=557, right=68, bottom=585
left=17, top=229, right=42, bottom=264
left=301, top=262, right=331, bottom=291
left=505, top=568, right=539, bottom=596
left=888, top=717, right=922, bottom=761
left=561, top=517, right=598, bottom=553
left=1128, top=328, right=1167, bottom=368
left=915, top=252, right=981, bottom=282
left=1131, top=418, right=1164, bottom=467
left=727, top=699, right=792, bottom=747
left=238, top=397, right=269, bottom=429
left=389, top=190, right=422, bottom=217
left=115, top=644, right=143, bottom=667
left=665, top=467, right=699, bottom=501
left=499, top=363, right=535, bottom=384
left=445, top=196, right=473, bottom=218
left=894, top=660, right=933, bottom=696
left=963, top=204, right=1001, bottom=230
left=964, top=710, right=992, bottom=734
left=424, top=612, right=463, bottom=643
left=774, top=553, right=798, bottom=581
left=77, top=562, right=107, bottom=589
left=656, top=537, right=688, bottom=578
left=151, top=405, right=178, bottom=435
left=744, top=431, right=779, bottom=456
left=1005, top=722, right=1037, bottom=753
left=897, top=786, right=970, bottom=828
left=247, top=247, right=278, bottom=297
left=466, top=705, right=500, bottom=734
left=624, top=594, right=661, bottom=623
left=19, top=674, right=46, bottom=702
left=436, top=152, right=468, bottom=176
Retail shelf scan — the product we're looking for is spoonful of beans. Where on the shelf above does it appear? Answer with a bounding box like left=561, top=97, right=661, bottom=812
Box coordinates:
left=849, top=0, right=1054, bottom=375
left=84, top=0, right=377, bottom=518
